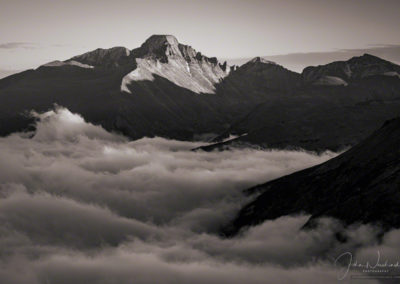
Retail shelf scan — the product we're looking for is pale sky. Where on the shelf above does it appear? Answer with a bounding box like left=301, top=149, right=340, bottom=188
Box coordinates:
left=1, top=0, right=400, bottom=74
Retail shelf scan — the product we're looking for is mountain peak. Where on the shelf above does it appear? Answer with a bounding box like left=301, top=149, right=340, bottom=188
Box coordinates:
left=122, top=35, right=231, bottom=94
left=134, top=34, right=182, bottom=61
left=144, top=35, right=179, bottom=48
left=348, top=53, right=390, bottom=65
left=361, top=53, right=377, bottom=58
left=249, top=57, right=276, bottom=65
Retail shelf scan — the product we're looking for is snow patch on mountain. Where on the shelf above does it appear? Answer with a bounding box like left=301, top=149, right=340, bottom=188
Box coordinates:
left=41, top=60, right=94, bottom=69
left=313, top=76, right=348, bottom=86
left=384, top=71, right=400, bottom=78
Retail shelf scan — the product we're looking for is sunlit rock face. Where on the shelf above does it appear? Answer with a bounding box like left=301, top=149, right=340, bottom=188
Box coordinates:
left=121, top=35, right=230, bottom=94
left=39, top=35, right=231, bottom=94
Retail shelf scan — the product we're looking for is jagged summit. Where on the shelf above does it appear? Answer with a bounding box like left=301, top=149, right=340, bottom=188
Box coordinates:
left=34, top=36, right=400, bottom=96
left=143, top=35, right=180, bottom=49
left=133, top=35, right=182, bottom=62
left=37, top=34, right=231, bottom=95
left=121, top=34, right=231, bottom=94
left=133, top=34, right=225, bottom=66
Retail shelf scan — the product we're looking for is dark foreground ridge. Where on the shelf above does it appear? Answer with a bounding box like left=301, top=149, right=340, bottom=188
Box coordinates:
left=223, top=117, right=400, bottom=236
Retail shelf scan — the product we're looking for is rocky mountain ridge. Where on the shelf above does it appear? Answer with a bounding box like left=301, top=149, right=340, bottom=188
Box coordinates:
left=1, top=35, right=400, bottom=152
left=302, top=53, right=400, bottom=85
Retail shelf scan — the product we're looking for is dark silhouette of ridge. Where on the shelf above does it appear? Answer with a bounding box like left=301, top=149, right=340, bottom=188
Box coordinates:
left=223, top=117, right=400, bottom=236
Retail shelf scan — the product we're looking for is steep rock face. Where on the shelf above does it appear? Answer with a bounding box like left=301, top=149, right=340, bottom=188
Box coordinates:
left=302, top=54, right=400, bottom=85
left=121, top=35, right=230, bottom=94
left=224, top=117, right=400, bottom=236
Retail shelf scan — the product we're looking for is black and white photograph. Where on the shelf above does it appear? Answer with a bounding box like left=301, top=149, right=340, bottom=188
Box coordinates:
left=1, top=0, right=400, bottom=283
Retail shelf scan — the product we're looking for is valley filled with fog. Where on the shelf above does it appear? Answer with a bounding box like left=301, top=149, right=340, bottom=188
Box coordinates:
left=0, top=107, right=398, bottom=283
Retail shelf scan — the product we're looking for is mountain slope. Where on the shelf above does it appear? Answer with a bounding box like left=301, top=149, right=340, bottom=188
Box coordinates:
left=302, top=53, right=400, bottom=85
left=224, top=117, right=400, bottom=236
left=0, top=35, right=282, bottom=140
left=197, top=89, right=400, bottom=152
left=199, top=55, right=400, bottom=152
left=217, top=57, right=301, bottom=94
left=1, top=36, right=400, bottom=152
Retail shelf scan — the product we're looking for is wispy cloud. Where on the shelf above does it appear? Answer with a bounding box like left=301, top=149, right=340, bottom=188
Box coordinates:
left=0, top=107, right=394, bottom=283
left=339, top=44, right=400, bottom=55
left=0, top=42, right=74, bottom=50
left=0, top=42, right=38, bottom=50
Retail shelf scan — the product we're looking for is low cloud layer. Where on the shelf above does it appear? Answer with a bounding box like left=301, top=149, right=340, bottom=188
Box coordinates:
left=0, top=107, right=397, bottom=283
